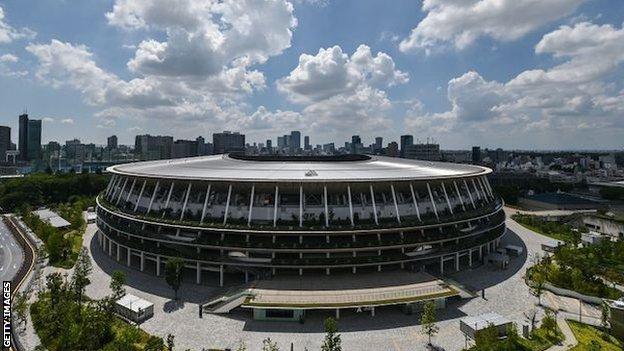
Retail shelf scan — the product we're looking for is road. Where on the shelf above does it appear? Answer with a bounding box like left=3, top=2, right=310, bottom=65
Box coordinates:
left=0, top=219, right=24, bottom=283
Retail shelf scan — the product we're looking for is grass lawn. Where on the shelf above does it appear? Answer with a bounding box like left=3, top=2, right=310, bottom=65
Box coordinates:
left=513, top=220, right=570, bottom=242
left=517, top=326, right=562, bottom=351
left=568, top=320, right=623, bottom=351
left=56, top=223, right=87, bottom=269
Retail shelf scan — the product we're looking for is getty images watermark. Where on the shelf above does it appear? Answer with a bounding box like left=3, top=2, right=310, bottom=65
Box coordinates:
left=2, top=281, right=11, bottom=350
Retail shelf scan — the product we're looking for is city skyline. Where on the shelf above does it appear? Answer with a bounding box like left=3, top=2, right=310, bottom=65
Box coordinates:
left=1, top=1, right=624, bottom=150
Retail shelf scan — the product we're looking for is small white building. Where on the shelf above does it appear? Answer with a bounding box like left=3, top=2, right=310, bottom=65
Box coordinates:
left=581, top=232, right=606, bottom=246
left=33, top=208, right=71, bottom=229
left=460, top=312, right=512, bottom=340
left=115, top=294, right=154, bottom=323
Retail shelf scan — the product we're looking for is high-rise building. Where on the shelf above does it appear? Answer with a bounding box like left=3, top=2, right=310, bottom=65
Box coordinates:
left=400, top=135, right=413, bottom=158
left=266, top=139, right=272, bottom=153
left=172, top=139, right=199, bottom=158
left=472, top=146, right=482, bottom=163
left=290, top=131, right=301, bottom=153
left=135, top=134, right=174, bottom=160
left=196, top=136, right=207, bottom=156
left=27, top=119, right=42, bottom=160
left=18, top=113, right=29, bottom=161
left=351, top=135, right=362, bottom=154
left=107, top=135, right=118, bottom=150
left=374, top=137, right=383, bottom=153
left=213, top=131, right=245, bottom=154
left=386, top=141, right=399, bottom=157
left=404, top=143, right=441, bottom=161
left=0, top=126, right=10, bottom=162
left=304, top=136, right=310, bottom=151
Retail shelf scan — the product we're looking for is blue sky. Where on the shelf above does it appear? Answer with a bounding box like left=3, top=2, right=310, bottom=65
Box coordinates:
left=0, top=0, right=623, bottom=150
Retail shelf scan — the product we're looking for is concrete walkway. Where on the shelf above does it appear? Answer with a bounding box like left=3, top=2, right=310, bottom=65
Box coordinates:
left=546, top=317, right=577, bottom=351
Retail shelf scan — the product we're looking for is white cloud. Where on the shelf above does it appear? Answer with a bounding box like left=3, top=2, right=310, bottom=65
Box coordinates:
left=405, top=22, right=624, bottom=148
left=399, top=0, right=587, bottom=53
left=108, top=0, right=296, bottom=83
left=0, top=53, right=17, bottom=62
left=0, top=6, right=36, bottom=44
left=61, top=118, right=74, bottom=124
left=276, top=44, right=407, bottom=139
left=42, top=117, right=55, bottom=122
left=277, top=44, right=408, bottom=104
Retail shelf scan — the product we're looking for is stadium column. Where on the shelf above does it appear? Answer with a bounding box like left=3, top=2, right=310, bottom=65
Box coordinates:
left=134, top=180, right=147, bottom=212
left=352, top=252, right=356, bottom=273
left=140, top=252, right=145, bottom=271
left=441, top=182, right=453, bottom=215
left=146, top=181, right=159, bottom=214
left=455, top=252, right=459, bottom=271
left=468, top=249, right=473, bottom=267
left=273, top=186, right=279, bottom=227
left=426, top=182, right=439, bottom=220
left=391, top=184, right=401, bottom=224
left=471, top=179, right=483, bottom=202
left=477, top=177, right=490, bottom=201
left=127, top=247, right=131, bottom=267
left=475, top=178, right=489, bottom=203
left=163, top=181, right=175, bottom=210
left=180, top=182, right=192, bottom=221
left=369, top=184, right=378, bottom=225
left=347, top=185, right=354, bottom=226
left=156, top=255, right=161, bottom=276
left=223, top=184, right=232, bottom=225
left=463, top=179, right=476, bottom=209
left=219, top=265, right=224, bottom=287
left=104, top=175, right=116, bottom=197
left=108, top=237, right=112, bottom=256
left=453, top=181, right=466, bottom=211
left=196, top=262, right=201, bottom=284
left=200, top=184, right=211, bottom=224
left=299, top=185, right=303, bottom=227
left=440, top=256, right=444, bottom=275
left=409, top=183, right=421, bottom=221
left=115, top=177, right=129, bottom=205
left=116, top=243, right=121, bottom=261
left=248, top=184, right=255, bottom=226
left=108, top=175, right=122, bottom=200
left=125, top=178, right=137, bottom=204
left=323, top=185, right=329, bottom=227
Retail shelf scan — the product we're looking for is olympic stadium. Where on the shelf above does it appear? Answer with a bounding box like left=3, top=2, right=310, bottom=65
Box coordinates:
left=96, top=154, right=505, bottom=317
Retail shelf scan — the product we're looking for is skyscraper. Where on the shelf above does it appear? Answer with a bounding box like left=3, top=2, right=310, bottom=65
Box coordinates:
left=304, top=136, right=310, bottom=151
left=27, top=119, right=42, bottom=160
left=213, top=131, right=245, bottom=154
left=400, top=135, right=413, bottom=158
left=107, top=135, right=118, bottom=150
left=18, top=113, right=28, bottom=161
left=374, top=137, right=383, bottom=153
left=472, top=146, right=482, bottom=163
left=290, top=131, right=301, bottom=153
left=135, top=134, right=174, bottom=160
left=350, top=135, right=362, bottom=154
left=0, top=126, right=10, bottom=162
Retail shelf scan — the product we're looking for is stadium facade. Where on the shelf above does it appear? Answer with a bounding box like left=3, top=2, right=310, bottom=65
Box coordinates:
left=96, top=154, right=505, bottom=286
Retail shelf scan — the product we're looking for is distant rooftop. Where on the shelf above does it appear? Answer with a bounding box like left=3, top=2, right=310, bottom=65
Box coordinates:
left=33, top=208, right=71, bottom=228
left=525, top=192, right=598, bottom=206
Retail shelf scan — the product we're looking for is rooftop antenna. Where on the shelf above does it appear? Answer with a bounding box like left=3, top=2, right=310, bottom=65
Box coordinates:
left=23, top=106, right=28, bottom=115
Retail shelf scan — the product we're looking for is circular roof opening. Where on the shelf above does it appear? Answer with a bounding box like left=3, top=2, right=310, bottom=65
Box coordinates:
left=228, top=153, right=372, bottom=162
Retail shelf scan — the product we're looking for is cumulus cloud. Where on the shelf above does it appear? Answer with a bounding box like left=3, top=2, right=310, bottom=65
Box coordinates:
left=399, top=0, right=587, bottom=53
left=405, top=22, right=624, bottom=148
left=278, top=44, right=408, bottom=104
left=0, top=6, right=36, bottom=43
left=107, top=0, right=296, bottom=81
left=0, top=53, right=17, bottom=62
left=61, top=118, right=74, bottom=124
left=276, top=44, right=407, bottom=138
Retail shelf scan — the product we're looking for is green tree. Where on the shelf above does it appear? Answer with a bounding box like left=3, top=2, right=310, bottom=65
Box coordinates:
left=528, top=266, right=546, bottom=306
left=421, top=300, right=439, bottom=346
left=321, top=317, right=342, bottom=351
left=541, top=310, right=558, bottom=338
left=13, top=291, right=30, bottom=327
left=166, top=333, right=175, bottom=351
left=110, top=270, right=127, bottom=300
left=474, top=324, right=499, bottom=349
left=165, top=257, right=184, bottom=300
left=71, top=247, right=92, bottom=314
left=261, top=338, right=279, bottom=351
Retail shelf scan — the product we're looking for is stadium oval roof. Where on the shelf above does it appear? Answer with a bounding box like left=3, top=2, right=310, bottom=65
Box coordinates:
left=107, top=154, right=491, bottom=183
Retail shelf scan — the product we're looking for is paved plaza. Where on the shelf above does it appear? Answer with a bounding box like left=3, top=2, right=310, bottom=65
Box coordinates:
left=71, top=210, right=558, bottom=351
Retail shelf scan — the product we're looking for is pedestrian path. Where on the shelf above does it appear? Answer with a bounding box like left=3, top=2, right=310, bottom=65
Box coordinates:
left=546, top=317, right=577, bottom=351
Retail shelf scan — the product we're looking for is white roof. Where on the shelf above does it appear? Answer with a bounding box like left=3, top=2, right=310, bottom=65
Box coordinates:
left=33, top=209, right=71, bottom=228
left=116, top=294, right=153, bottom=312
left=108, top=154, right=491, bottom=183
left=461, top=312, right=511, bottom=330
